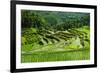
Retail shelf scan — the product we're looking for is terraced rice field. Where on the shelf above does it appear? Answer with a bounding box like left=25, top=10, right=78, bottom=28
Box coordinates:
left=21, top=26, right=90, bottom=63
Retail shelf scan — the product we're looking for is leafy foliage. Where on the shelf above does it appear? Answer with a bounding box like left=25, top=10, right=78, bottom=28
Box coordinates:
left=21, top=10, right=90, bottom=31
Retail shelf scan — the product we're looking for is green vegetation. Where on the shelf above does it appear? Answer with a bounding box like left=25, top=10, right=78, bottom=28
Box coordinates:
left=21, top=10, right=90, bottom=63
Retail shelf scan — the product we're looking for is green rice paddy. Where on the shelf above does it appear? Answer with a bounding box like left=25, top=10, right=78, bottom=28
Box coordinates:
left=21, top=26, right=90, bottom=63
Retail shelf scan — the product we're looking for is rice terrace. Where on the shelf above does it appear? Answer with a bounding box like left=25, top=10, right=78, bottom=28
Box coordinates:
left=21, top=10, right=90, bottom=63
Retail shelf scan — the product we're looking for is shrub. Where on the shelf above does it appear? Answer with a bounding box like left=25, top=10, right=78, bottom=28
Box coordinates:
left=22, top=28, right=40, bottom=44
left=84, top=41, right=90, bottom=49
left=21, top=37, right=27, bottom=45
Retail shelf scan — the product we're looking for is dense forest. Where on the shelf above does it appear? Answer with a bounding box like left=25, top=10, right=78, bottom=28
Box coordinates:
left=21, top=10, right=90, bottom=63
left=21, top=10, right=90, bottom=31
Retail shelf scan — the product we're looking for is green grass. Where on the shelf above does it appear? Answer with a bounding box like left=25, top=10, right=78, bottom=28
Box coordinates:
left=21, top=49, right=90, bottom=63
